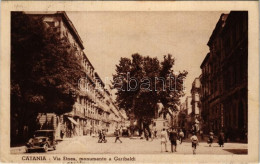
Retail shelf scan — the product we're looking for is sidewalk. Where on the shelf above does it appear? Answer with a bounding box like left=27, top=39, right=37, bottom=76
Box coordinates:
left=10, top=135, right=89, bottom=154
left=10, top=146, right=26, bottom=154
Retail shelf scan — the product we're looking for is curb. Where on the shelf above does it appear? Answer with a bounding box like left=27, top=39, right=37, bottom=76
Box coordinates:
left=10, top=146, right=26, bottom=153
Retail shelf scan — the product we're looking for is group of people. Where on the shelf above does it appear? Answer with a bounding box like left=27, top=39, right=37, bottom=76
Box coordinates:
left=207, top=131, right=225, bottom=147
left=143, top=128, right=158, bottom=141
left=97, top=129, right=123, bottom=143
left=160, top=128, right=226, bottom=155
left=160, top=128, right=188, bottom=153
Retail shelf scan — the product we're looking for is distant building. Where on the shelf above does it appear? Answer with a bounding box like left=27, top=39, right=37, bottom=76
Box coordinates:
left=185, top=96, right=192, bottom=116
left=178, top=102, right=187, bottom=130
left=177, top=96, right=192, bottom=133
left=200, top=11, right=248, bottom=142
left=190, top=77, right=202, bottom=129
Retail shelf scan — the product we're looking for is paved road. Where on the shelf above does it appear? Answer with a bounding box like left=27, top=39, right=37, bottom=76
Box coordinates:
left=45, top=136, right=247, bottom=155
left=11, top=136, right=247, bottom=154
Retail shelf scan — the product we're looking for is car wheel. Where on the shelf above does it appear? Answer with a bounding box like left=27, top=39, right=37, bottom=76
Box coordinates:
left=43, top=144, right=48, bottom=152
left=25, top=148, right=29, bottom=153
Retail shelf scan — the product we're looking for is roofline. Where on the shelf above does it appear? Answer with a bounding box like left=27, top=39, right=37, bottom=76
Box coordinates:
left=207, top=13, right=229, bottom=47
left=82, top=52, right=95, bottom=70
left=200, top=53, right=210, bottom=68
left=25, top=11, right=84, bottom=50
left=221, top=11, right=247, bottom=35
left=57, top=11, right=84, bottom=50
left=94, top=72, right=105, bottom=87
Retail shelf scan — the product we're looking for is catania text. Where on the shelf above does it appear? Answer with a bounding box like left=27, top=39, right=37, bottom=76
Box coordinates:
left=22, top=156, right=46, bottom=160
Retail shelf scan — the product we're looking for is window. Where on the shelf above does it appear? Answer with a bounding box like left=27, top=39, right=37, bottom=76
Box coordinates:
left=45, top=21, right=55, bottom=27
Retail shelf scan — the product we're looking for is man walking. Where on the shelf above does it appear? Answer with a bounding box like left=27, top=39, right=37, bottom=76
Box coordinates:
left=160, top=128, right=168, bottom=152
left=169, top=128, right=178, bottom=152
left=115, top=129, right=122, bottom=143
left=154, top=128, right=157, bottom=138
left=190, top=132, right=199, bottom=155
left=218, top=130, right=225, bottom=147
left=208, top=131, right=214, bottom=147
left=144, top=129, right=149, bottom=141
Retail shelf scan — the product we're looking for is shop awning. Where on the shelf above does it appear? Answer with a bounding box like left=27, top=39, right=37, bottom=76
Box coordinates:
left=68, top=117, right=79, bottom=125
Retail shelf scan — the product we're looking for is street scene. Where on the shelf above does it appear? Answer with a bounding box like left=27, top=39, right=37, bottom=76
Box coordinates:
left=11, top=11, right=248, bottom=155
left=11, top=136, right=247, bottom=154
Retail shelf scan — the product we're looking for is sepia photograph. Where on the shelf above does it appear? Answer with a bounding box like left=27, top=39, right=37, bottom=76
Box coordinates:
left=0, top=1, right=259, bottom=163
left=10, top=10, right=248, bottom=155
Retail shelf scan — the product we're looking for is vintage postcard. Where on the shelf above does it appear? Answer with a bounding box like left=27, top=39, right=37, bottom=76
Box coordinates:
left=0, top=1, right=259, bottom=163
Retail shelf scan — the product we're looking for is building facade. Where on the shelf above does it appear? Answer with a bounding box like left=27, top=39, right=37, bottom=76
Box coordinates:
left=200, top=11, right=248, bottom=142
left=190, top=77, right=202, bottom=130
left=178, top=102, right=187, bottom=130
left=177, top=96, right=192, bottom=134
left=26, top=11, right=126, bottom=139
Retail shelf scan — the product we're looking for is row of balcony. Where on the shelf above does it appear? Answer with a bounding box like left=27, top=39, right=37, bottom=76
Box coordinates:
left=95, top=100, right=109, bottom=112
left=73, top=110, right=111, bottom=122
left=73, top=101, right=122, bottom=122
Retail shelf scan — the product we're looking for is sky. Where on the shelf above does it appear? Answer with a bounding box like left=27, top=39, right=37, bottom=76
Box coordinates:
left=66, top=11, right=226, bottom=102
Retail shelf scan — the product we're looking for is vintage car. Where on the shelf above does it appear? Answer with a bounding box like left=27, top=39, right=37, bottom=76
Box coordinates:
left=25, top=130, right=56, bottom=153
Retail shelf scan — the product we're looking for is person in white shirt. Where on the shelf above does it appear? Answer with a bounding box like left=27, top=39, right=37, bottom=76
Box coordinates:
left=160, top=128, right=168, bottom=152
left=179, top=129, right=184, bottom=144
left=190, top=133, right=199, bottom=155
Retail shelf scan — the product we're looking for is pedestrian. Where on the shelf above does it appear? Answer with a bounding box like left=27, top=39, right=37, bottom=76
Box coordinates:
left=179, top=129, right=184, bottom=144
left=98, top=131, right=102, bottom=143
left=190, top=132, right=199, bottom=155
left=115, top=129, right=122, bottom=143
left=154, top=129, right=157, bottom=138
left=183, top=129, right=186, bottom=138
left=191, top=124, right=196, bottom=135
left=200, top=130, right=204, bottom=141
left=160, top=128, right=168, bottom=152
left=144, top=129, right=149, bottom=141
left=60, top=129, right=64, bottom=139
left=218, top=131, right=225, bottom=147
left=169, top=128, right=178, bottom=152
left=208, top=131, right=214, bottom=147
left=150, top=129, right=154, bottom=141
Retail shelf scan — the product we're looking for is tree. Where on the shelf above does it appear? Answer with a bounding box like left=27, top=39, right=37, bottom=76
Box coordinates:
left=112, top=53, right=187, bottom=131
left=11, top=12, right=85, bottom=144
left=178, top=110, right=187, bottom=129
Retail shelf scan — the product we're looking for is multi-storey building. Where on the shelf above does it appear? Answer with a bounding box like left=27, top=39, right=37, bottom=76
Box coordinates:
left=185, top=96, right=192, bottom=116
left=178, top=102, right=187, bottom=129
left=200, top=11, right=248, bottom=142
left=26, top=11, right=126, bottom=139
left=190, top=77, right=202, bottom=129
left=184, top=96, right=192, bottom=132
left=177, top=96, right=192, bottom=134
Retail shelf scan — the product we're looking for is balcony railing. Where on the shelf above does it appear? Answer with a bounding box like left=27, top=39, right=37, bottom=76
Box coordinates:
left=74, top=110, right=84, bottom=118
